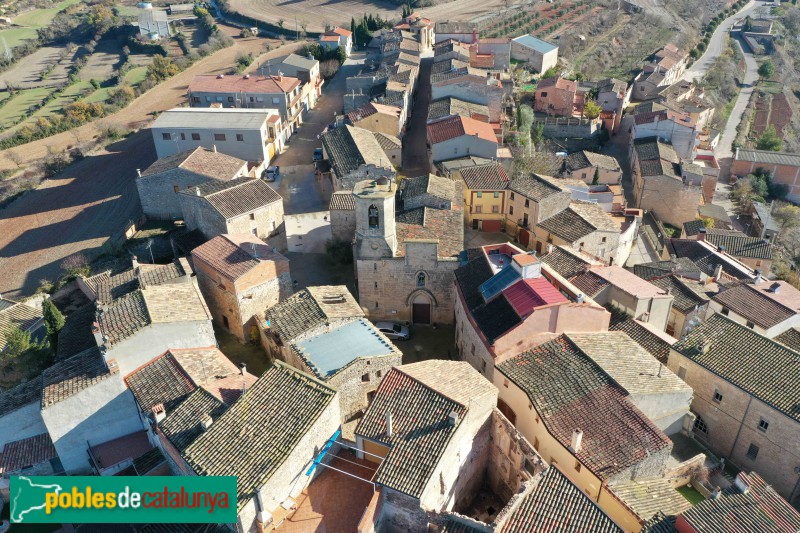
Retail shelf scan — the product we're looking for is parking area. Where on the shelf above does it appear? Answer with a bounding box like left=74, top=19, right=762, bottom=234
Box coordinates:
left=396, top=324, right=457, bottom=364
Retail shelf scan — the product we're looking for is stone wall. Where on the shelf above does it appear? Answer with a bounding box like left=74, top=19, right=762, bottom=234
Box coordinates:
left=336, top=164, right=396, bottom=192
left=178, top=193, right=228, bottom=238
left=137, top=169, right=221, bottom=220
left=325, top=353, right=402, bottom=422
left=431, top=78, right=504, bottom=123
left=331, top=207, right=357, bottom=242
left=538, top=118, right=600, bottom=139
left=635, top=175, right=704, bottom=228
left=226, top=201, right=287, bottom=252
left=356, top=243, right=459, bottom=325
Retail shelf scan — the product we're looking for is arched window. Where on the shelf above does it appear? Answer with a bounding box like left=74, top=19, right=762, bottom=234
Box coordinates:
left=417, top=272, right=426, bottom=287
left=368, top=204, right=379, bottom=228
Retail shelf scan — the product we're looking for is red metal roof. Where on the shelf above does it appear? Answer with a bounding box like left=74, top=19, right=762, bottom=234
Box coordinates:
left=503, top=277, right=567, bottom=318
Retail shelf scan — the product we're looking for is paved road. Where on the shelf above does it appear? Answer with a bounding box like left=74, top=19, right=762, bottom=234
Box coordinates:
left=683, top=0, right=759, bottom=82
left=716, top=37, right=759, bottom=160
left=0, top=36, right=306, bottom=299
left=402, top=57, right=433, bottom=177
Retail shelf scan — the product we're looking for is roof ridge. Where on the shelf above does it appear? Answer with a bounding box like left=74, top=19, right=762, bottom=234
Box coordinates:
left=395, top=364, right=469, bottom=408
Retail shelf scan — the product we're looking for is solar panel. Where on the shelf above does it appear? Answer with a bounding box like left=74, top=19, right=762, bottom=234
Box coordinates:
left=479, top=266, right=521, bottom=303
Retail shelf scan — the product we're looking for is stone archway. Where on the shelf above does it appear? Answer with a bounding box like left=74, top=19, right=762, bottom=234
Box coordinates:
left=410, top=291, right=432, bottom=325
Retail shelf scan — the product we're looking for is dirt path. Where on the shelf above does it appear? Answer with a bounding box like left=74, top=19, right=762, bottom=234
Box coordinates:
left=0, top=36, right=306, bottom=171
left=0, top=36, right=307, bottom=299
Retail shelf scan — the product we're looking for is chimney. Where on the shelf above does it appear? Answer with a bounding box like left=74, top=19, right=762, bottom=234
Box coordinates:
left=195, top=187, right=201, bottom=196
left=754, top=269, right=763, bottom=285
left=240, top=363, right=247, bottom=376
left=576, top=294, right=586, bottom=304
left=131, top=255, right=139, bottom=269
left=385, top=411, right=393, bottom=437
left=200, top=414, right=213, bottom=431
left=136, top=168, right=142, bottom=177
left=152, top=403, right=166, bottom=423
left=713, top=264, right=723, bottom=280
left=447, top=411, right=459, bottom=426
left=212, top=144, right=217, bottom=152
left=710, top=486, right=722, bottom=500
left=570, top=429, right=583, bottom=453
left=734, top=473, right=750, bottom=494
left=92, top=321, right=104, bottom=347
left=697, top=227, right=706, bottom=241
left=106, top=358, right=119, bottom=375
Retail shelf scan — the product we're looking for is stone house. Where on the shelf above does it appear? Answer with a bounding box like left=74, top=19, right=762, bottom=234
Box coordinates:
left=346, top=101, right=405, bottom=138
left=708, top=279, right=800, bottom=338
left=440, top=159, right=509, bottom=232
left=496, top=334, right=678, bottom=531
left=96, top=280, right=216, bottom=376
left=373, top=131, right=402, bottom=166
left=633, top=44, right=687, bottom=100
left=0, top=433, right=62, bottom=478
left=510, top=34, right=558, bottom=74
left=434, top=21, right=478, bottom=43
left=0, top=297, right=45, bottom=353
left=394, top=13, right=434, bottom=53
left=532, top=201, right=629, bottom=265
left=320, top=27, right=353, bottom=56
left=534, top=76, right=579, bottom=117
left=631, top=137, right=707, bottom=228
left=669, top=314, right=800, bottom=506
left=427, top=96, right=489, bottom=123
left=433, top=39, right=471, bottom=65
left=469, top=38, right=511, bottom=70
left=353, top=175, right=464, bottom=325
left=183, top=361, right=340, bottom=533
left=633, top=109, right=698, bottom=161
left=355, top=360, right=547, bottom=531
left=427, top=115, right=498, bottom=164
left=431, top=72, right=507, bottom=123
left=568, top=264, right=675, bottom=332
left=561, top=150, right=622, bottom=185
left=676, top=472, right=800, bottom=531
left=178, top=177, right=285, bottom=249
left=455, top=243, right=611, bottom=381
left=595, top=78, right=629, bottom=132
left=136, top=147, right=250, bottom=220
left=328, top=191, right=356, bottom=241
left=150, top=108, right=284, bottom=168
left=732, top=149, right=800, bottom=203
left=320, top=124, right=395, bottom=191
left=188, top=74, right=305, bottom=135
left=503, top=174, right=571, bottom=248
left=192, top=234, right=292, bottom=342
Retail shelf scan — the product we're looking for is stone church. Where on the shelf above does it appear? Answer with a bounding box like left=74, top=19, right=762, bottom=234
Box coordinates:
left=352, top=175, right=464, bottom=325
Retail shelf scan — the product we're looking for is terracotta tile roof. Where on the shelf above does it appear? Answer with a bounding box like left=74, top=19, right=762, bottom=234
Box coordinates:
left=590, top=265, right=671, bottom=298
left=674, top=313, right=800, bottom=421
left=188, top=74, right=300, bottom=95
left=184, top=361, right=337, bottom=509
left=774, top=327, right=800, bottom=352
left=0, top=433, right=59, bottom=474
left=610, top=318, right=675, bottom=364
left=321, top=125, right=391, bottom=178
left=431, top=57, right=470, bottom=74
left=331, top=27, right=352, bottom=37
left=139, top=147, right=246, bottom=181
left=633, top=258, right=702, bottom=280
left=565, top=150, right=621, bottom=172
left=634, top=109, right=696, bottom=128
left=138, top=261, right=187, bottom=287
left=508, top=173, right=565, bottom=201
left=705, top=230, right=773, bottom=259
left=329, top=191, right=355, bottom=210
left=0, top=378, right=42, bottom=417
left=347, top=102, right=401, bottom=124
left=320, top=34, right=339, bottom=42
left=501, top=466, right=622, bottom=532
left=641, top=512, right=676, bottom=533
left=498, top=335, right=671, bottom=479
left=540, top=245, right=595, bottom=279
left=264, top=286, right=362, bottom=341
left=427, top=96, right=489, bottom=122
left=608, top=477, right=691, bottom=523
left=427, top=115, right=497, bottom=144
left=97, top=291, right=150, bottom=345
left=634, top=138, right=681, bottom=178
left=41, top=347, right=109, bottom=409
left=55, top=304, right=98, bottom=361
left=713, top=283, right=795, bottom=329
left=84, top=260, right=187, bottom=303
left=459, top=162, right=509, bottom=191
left=537, top=76, right=578, bottom=92
left=202, top=370, right=257, bottom=405
left=0, top=301, right=43, bottom=352
left=538, top=208, right=597, bottom=243
left=681, top=472, right=800, bottom=532
left=399, top=173, right=456, bottom=202
left=569, top=270, right=608, bottom=297
left=192, top=234, right=287, bottom=281
left=142, top=283, right=210, bottom=324
left=650, top=275, right=708, bottom=312
left=183, top=177, right=282, bottom=219
left=159, top=388, right=228, bottom=452
left=396, top=206, right=465, bottom=257
left=355, top=361, right=494, bottom=497
left=666, top=239, right=754, bottom=280
left=125, top=351, right=196, bottom=412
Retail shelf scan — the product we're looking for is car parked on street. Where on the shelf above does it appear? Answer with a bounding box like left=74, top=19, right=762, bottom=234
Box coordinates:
left=376, top=321, right=411, bottom=341
left=262, top=166, right=280, bottom=182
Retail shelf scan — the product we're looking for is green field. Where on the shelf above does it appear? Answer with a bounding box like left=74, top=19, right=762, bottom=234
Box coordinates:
left=26, top=80, right=91, bottom=121
left=0, top=86, right=54, bottom=128
left=124, top=66, right=149, bottom=86
left=84, top=86, right=110, bottom=103
left=0, top=0, right=84, bottom=48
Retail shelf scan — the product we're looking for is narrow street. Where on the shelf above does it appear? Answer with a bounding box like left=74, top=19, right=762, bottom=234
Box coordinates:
left=402, top=57, right=433, bottom=176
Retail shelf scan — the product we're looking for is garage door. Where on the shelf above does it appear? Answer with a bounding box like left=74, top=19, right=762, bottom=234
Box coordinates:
left=413, top=303, right=431, bottom=324
left=481, top=220, right=502, bottom=232
left=519, top=228, right=530, bottom=247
